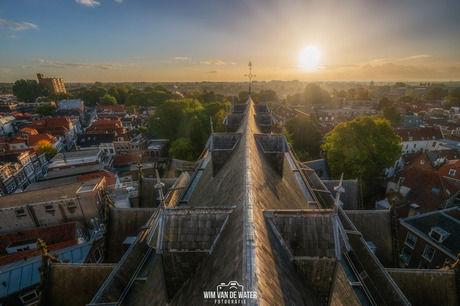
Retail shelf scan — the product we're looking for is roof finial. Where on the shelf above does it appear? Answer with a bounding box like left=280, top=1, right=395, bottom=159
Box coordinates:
left=245, top=61, right=255, bottom=97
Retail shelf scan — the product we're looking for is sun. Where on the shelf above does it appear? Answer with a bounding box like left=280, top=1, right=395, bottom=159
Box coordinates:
left=299, top=46, right=321, bottom=71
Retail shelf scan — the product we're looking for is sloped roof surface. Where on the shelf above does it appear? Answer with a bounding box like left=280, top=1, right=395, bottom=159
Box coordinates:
left=91, top=98, right=409, bottom=305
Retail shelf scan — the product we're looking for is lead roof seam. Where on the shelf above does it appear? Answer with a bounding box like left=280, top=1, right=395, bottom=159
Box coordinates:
left=244, top=99, right=256, bottom=296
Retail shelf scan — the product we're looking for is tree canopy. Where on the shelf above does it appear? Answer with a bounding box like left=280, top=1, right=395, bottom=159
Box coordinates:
left=100, top=94, right=117, bottom=105
left=35, top=104, right=56, bottom=116
left=381, top=106, right=402, bottom=127
left=13, top=79, right=49, bottom=102
left=285, top=84, right=331, bottom=105
left=37, top=140, right=58, bottom=159
left=377, top=97, right=392, bottom=110
left=81, top=87, right=108, bottom=105
left=447, top=88, right=460, bottom=107
left=148, top=98, right=230, bottom=161
left=285, top=116, right=322, bottom=160
left=322, top=116, right=402, bottom=194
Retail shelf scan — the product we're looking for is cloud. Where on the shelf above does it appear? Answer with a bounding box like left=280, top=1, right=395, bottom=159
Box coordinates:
left=200, top=60, right=235, bottom=66
left=207, top=71, right=218, bottom=74
left=0, top=19, right=38, bottom=31
left=7, top=35, right=17, bottom=39
left=34, top=58, right=120, bottom=70
left=75, top=0, right=101, bottom=7
left=173, top=57, right=190, bottom=61
left=366, top=54, right=430, bottom=66
left=115, top=0, right=123, bottom=3
left=0, top=67, right=11, bottom=74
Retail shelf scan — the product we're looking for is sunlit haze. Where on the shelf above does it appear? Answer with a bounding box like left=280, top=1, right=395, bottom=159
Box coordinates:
left=299, top=46, right=321, bottom=71
left=1, top=0, right=460, bottom=82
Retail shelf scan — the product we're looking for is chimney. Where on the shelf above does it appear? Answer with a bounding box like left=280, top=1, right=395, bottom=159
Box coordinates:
left=408, top=203, right=420, bottom=217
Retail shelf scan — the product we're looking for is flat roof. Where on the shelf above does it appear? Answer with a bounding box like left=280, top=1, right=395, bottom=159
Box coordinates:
left=0, top=178, right=103, bottom=208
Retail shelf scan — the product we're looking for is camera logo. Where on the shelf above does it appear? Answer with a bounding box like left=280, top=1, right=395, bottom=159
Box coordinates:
left=217, top=281, right=244, bottom=293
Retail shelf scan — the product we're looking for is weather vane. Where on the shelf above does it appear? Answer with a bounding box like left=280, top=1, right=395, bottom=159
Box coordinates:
left=245, top=61, right=256, bottom=95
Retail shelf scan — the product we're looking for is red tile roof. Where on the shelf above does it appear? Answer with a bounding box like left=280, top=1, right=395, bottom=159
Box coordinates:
left=0, top=222, right=77, bottom=265
left=395, top=126, right=443, bottom=142
left=77, top=171, right=117, bottom=187
left=28, top=133, right=56, bottom=146
left=397, top=167, right=460, bottom=213
left=20, top=127, right=38, bottom=135
left=438, top=160, right=460, bottom=180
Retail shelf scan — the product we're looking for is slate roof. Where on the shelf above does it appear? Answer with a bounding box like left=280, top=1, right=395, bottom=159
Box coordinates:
left=77, top=133, right=115, bottom=147
left=402, top=207, right=460, bottom=257
left=90, top=98, right=409, bottom=305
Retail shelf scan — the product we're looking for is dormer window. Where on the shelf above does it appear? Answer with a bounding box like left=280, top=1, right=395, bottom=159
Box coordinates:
left=409, top=137, right=413, bottom=141
left=448, top=169, right=457, bottom=177
left=429, top=227, right=450, bottom=243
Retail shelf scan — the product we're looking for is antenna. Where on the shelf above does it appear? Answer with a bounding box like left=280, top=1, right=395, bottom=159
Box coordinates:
left=244, top=61, right=256, bottom=96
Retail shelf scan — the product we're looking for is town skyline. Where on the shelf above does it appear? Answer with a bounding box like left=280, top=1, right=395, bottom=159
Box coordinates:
left=1, top=0, right=460, bottom=83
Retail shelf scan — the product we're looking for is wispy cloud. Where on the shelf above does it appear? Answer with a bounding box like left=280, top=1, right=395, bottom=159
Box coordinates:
left=7, top=35, right=18, bottom=39
left=366, top=54, right=430, bottom=66
left=207, top=70, right=218, bottom=74
left=34, top=58, right=120, bottom=70
left=200, top=60, right=236, bottom=66
left=115, top=0, right=123, bottom=3
left=0, top=19, right=38, bottom=31
left=174, top=57, right=190, bottom=61
left=75, top=0, right=101, bottom=7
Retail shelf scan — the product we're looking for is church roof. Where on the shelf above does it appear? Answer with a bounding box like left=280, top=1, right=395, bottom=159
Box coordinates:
left=90, top=97, right=409, bottom=305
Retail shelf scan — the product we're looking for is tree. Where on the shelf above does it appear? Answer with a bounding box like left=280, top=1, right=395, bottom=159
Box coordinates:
left=354, top=88, right=371, bottom=100
left=148, top=99, right=203, bottom=140
left=37, top=140, right=58, bottom=159
left=425, top=87, right=447, bottom=101
left=397, top=95, right=415, bottom=103
left=48, top=92, right=73, bottom=101
left=285, top=116, right=322, bottom=159
left=109, top=86, right=130, bottom=104
left=13, top=79, right=48, bottom=102
left=447, top=88, right=460, bottom=107
left=322, top=116, right=402, bottom=195
left=99, top=94, right=117, bottom=105
left=171, top=138, right=195, bottom=161
left=377, top=97, right=392, bottom=110
left=304, top=83, right=331, bottom=105
left=381, top=106, right=402, bottom=127
left=35, top=104, right=56, bottom=116
left=258, top=89, right=277, bottom=103
left=81, top=87, right=108, bottom=105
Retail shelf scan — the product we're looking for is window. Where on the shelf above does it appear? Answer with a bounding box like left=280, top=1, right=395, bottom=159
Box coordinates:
left=401, top=249, right=412, bottom=267
left=422, top=245, right=435, bottom=262
left=432, top=141, right=436, bottom=147
left=19, top=289, right=38, bottom=305
left=405, top=232, right=417, bottom=249
left=409, top=136, right=413, bottom=141
left=429, top=227, right=450, bottom=243
left=413, top=144, right=417, bottom=148
left=448, top=169, right=457, bottom=177
left=45, top=204, right=54, bottom=212
left=418, top=261, right=429, bottom=269
left=15, top=209, right=26, bottom=217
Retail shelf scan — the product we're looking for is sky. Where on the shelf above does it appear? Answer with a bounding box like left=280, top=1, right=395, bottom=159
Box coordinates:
left=1, top=0, right=460, bottom=82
